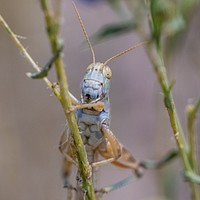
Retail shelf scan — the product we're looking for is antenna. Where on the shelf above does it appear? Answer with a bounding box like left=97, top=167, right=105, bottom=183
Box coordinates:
left=72, top=2, right=96, bottom=64
left=104, top=41, right=149, bottom=66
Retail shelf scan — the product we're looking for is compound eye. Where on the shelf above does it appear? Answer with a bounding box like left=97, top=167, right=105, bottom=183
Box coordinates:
left=103, top=66, right=112, bottom=79
left=86, top=63, right=94, bottom=72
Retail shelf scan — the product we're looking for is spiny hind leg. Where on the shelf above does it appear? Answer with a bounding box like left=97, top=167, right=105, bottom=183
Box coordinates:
left=93, top=139, right=142, bottom=196
left=93, top=140, right=141, bottom=197
left=95, top=175, right=137, bottom=198
left=91, top=123, right=122, bottom=167
left=96, top=138, right=142, bottom=176
left=95, top=120, right=143, bottom=176
left=96, top=150, right=179, bottom=196
left=111, top=146, right=143, bottom=177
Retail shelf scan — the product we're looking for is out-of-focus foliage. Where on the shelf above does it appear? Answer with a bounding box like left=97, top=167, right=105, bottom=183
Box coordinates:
left=88, top=20, right=137, bottom=45
left=149, top=0, right=199, bottom=55
left=150, top=0, right=183, bottom=48
left=77, top=0, right=103, bottom=5
left=78, top=0, right=200, bottom=59
left=80, top=0, right=144, bottom=44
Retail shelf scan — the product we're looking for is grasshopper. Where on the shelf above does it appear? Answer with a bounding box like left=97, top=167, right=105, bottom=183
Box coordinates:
left=58, top=3, right=147, bottom=199
left=25, top=2, right=178, bottom=199
left=0, top=3, right=179, bottom=200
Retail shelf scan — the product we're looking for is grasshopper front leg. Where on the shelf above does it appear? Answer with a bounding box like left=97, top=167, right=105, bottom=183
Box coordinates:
left=66, top=101, right=104, bottom=113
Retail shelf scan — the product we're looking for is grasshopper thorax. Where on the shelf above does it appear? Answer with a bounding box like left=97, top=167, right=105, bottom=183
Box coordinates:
left=81, top=62, right=112, bottom=104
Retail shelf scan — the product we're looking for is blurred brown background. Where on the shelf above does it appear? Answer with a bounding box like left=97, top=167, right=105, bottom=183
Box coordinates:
left=0, top=1, right=200, bottom=200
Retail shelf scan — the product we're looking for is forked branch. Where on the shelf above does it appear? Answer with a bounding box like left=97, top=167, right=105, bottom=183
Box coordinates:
left=0, top=3, right=96, bottom=200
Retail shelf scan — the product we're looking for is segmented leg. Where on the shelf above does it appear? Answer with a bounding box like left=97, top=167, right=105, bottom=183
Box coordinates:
left=75, top=170, right=86, bottom=200
left=59, top=125, right=78, bottom=189
left=69, top=92, right=79, bottom=105
left=93, top=123, right=143, bottom=177
left=91, top=125, right=142, bottom=197
left=66, top=101, right=104, bottom=113
left=111, top=146, right=143, bottom=177
left=92, top=125, right=122, bottom=167
left=95, top=175, right=136, bottom=198
left=59, top=125, right=78, bottom=167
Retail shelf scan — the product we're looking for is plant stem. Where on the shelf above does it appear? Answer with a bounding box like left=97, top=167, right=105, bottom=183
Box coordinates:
left=187, top=99, right=200, bottom=171
left=146, top=41, right=192, bottom=174
left=39, top=0, right=96, bottom=199
left=147, top=42, right=189, bottom=162
left=187, top=99, right=200, bottom=200
left=145, top=1, right=200, bottom=197
left=146, top=41, right=200, bottom=198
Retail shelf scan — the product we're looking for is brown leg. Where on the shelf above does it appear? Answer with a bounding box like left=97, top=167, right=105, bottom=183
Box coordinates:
left=59, top=125, right=78, bottom=191
left=112, top=146, right=143, bottom=176
left=91, top=126, right=122, bottom=167
left=95, top=126, right=143, bottom=177
left=66, top=101, right=104, bottom=113
left=59, top=125, right=78, bottom=167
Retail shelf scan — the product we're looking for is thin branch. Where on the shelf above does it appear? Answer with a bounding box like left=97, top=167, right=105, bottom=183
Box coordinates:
left=140, top=3, right=200, bottom=197
left=39, top=0, right=96, bottom=199
left=0, top=14, right=60, bottom=99
left=145, top=39, right=200, bottom=198
left=187, top=99, right=200, bottom=199
left=187, top=98, right=200, bottom=172
left=146, top=41, right=190, bottom=168
left=185, top=171, right=200, bottom=185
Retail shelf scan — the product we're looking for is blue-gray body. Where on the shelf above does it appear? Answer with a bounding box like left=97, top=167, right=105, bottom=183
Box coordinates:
left=75, top=62, right=112, bottom=161
left=59, top=62, right=141, bottom=199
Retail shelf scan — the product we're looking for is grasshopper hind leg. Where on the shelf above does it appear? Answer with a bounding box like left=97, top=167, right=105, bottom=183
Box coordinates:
left=93, top=139, right=143, bottom=197
left=98, top=139, right=143, bottom=177
left=112, top=146, right=143, bottom=177
left=95, top=125, right=143, bottom=177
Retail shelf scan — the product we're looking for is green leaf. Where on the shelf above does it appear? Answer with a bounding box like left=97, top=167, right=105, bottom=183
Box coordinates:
left=27, top=44, right=64, bottom=79
left=84, top=20, right=137, bottom=45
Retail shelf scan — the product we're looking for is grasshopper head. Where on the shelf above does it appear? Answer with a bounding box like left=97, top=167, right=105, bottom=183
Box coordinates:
left=81, top=62, right=112, bottom=103
left=72, top=2, right=147, bottom=104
